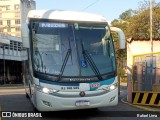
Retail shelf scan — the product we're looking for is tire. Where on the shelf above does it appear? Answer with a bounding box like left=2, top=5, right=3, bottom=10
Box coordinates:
left=29, top=84, right=32, bottom=98
left=26, top=92, right=30, bottom=99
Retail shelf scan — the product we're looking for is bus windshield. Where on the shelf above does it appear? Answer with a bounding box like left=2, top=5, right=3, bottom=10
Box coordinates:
left=31, top=21, right=116, bottom=79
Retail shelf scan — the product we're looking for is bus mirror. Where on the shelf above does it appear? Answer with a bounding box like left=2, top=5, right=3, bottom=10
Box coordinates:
left=110, top=27, right=126, bottom=49
left=21, top=23, right=30, bottom=48
left=74, top=23, right=79, bottom=30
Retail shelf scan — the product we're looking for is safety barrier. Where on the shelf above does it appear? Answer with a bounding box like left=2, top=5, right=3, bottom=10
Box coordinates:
left=132, top=92, right=160, bottom=106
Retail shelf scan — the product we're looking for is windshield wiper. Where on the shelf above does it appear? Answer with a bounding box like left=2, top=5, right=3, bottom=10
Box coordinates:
left=57, top=39, right=72, bottom=81
left=57, top=49, right=71, bottom=81
left=81, top=40, right=102, bottom=80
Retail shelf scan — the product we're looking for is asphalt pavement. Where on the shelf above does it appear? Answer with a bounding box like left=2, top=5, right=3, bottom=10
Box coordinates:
left=0, top=82, right=159, bottom=112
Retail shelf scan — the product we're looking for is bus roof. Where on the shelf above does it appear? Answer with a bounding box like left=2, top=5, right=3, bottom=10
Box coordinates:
left=27, top=10, right=107, bottom=23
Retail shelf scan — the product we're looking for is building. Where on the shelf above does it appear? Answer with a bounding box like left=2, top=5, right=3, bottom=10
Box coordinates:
left=127, top=38, right=160, bottom=107
left=0, top=34, right=27, bottom=84
left=0, top=0, right=36, bottom=84
left=0, top=0, right=36, bottom=37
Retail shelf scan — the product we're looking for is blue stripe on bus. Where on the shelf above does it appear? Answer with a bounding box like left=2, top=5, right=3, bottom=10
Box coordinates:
left=39, top=77, right=115, bottom=88
left=39, top=79, right=80, bottom=86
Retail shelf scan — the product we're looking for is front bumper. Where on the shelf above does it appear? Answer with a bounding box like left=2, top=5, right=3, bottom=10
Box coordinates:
left=35, top=88, right=118, bottom=111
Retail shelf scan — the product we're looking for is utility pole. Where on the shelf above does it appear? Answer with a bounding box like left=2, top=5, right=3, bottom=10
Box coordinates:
left=150, top=0, right=153, bottom=53
left=150, top=0, right=153, bottom=87
left=3, top=45, right=5, bottom=84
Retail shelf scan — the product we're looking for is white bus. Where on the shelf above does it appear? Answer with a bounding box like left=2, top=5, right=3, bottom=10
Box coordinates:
left=22, top=10, right=125, bottom=111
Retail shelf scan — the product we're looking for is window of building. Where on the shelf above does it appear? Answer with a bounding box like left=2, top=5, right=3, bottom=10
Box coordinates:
left=14, top=4, right=19, bottom=10
left=15, top=19, right=20, bottom=24
left=7, top=20, right=11, bottom=26
left=6, top=5, right=10, bottom=10
left=0, top=14, right=2, bottom=18
left=10, top=41, right=13, bottom=50
left=14, top=41, right=18, bottom=50
left=15, top=27, right=20, bottom=32
left=0, top=28, right=3, bottom=32
left=7, top=27, right=11, bottom=32
left=0, top=20, right=2, bottom=25
left=18, top=42, right=22, bottom=51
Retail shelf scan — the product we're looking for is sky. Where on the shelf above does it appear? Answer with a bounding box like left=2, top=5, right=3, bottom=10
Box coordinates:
left=35, top=0, right=158, bottom=21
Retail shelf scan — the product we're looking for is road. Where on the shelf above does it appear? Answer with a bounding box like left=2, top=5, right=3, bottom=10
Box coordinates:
left=0, top=86, right=159, bottom=120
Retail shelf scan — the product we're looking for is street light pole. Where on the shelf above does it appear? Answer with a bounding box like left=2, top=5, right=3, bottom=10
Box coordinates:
left=150, top=0, right=153, bottom=87
left=150, top=0, right=153, bottom=53
left=3, top=45, right=5, bottom=84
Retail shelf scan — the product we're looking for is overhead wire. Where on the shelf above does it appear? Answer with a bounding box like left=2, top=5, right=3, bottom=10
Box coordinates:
left=82, top=0, right=100, bottom=11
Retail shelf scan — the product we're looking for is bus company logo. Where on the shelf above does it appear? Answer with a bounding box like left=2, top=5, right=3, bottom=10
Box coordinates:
left=91, top=83, right=100, bottom=88
left=79, top=91, right=85, bottom=97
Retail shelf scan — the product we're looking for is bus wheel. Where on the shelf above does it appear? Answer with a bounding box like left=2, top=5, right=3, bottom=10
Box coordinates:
left=26, top=92, right=29, bottom=99
left=33, top=106, right=39, bottom=112
left=29, top=84, right=32, bottom=98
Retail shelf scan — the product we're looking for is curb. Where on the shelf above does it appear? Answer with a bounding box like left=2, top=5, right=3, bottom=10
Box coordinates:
left=0, top=87, right=24, bottom=89
left=0, top=84, right=24, bottom=89
left=121, top=97, right=160, bottom=113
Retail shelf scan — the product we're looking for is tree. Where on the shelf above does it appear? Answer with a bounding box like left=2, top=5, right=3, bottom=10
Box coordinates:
left=127, top=6, right=160, bottom=38
left=112, top=0, right=160, bottom=39
left=119, top=9, right=136, bottom=20
left=110, top=0, right=160, bottom=81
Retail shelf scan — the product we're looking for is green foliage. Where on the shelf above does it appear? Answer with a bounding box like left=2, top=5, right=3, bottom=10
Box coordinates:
left=119, top=9, right=136, bottom=20
left=117, top=67, right=127, bottom=83
left=111, top=0, right=160, bottom=79
left=112, top=0, right=160, bottom=38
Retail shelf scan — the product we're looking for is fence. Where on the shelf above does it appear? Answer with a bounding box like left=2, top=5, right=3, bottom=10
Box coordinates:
left=132, top=52, right=160, bottom=106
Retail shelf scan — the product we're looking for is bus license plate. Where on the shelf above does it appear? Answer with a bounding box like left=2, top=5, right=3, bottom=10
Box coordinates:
left=75, top=100, right=90, bottom=107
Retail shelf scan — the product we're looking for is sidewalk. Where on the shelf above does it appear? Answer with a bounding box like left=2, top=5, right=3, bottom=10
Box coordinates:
left=120, top=82, right=127, bottom=90
left=121, top=97, right=160, bottom=113
left=0, top=84, right=25, bottom=95
left=0, top=88, right=25, bottom=95
left=120, top=82, right=160, bottom=113
left=0, top=84, right=24, bottom=89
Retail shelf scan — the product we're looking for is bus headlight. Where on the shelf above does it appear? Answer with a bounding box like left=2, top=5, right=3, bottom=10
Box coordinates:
left=109, top=84, right=116, bottom=90
left=35, top=85, right=59, bottom=94
left=102, top=83, right=118, bottom=91
left=42, top=87, right=50, bottom=94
